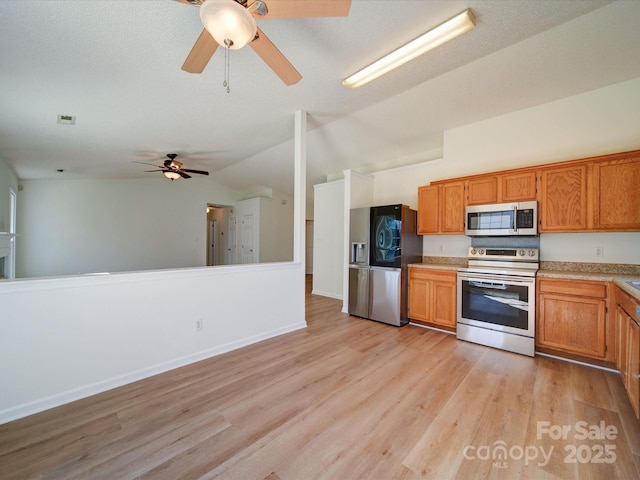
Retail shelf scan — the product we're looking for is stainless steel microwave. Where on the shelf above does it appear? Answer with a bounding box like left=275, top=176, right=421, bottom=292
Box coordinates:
left=465, top=201, right=538, bottom=236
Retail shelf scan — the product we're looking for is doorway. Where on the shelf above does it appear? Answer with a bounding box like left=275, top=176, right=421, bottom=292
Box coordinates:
left=206, top=204, right=233, bottom=266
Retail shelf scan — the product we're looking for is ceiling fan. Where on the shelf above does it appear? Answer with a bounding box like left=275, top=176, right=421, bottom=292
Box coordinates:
left=175, top=0, right=352, bottom=85
left=135, top=154, right=210, bottom=180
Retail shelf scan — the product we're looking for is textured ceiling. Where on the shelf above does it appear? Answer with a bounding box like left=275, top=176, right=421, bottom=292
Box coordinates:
left=1, top=0, right=639, bottom=206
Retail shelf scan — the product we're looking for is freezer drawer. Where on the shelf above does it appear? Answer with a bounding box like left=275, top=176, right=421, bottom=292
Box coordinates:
left=370, top=267, right=402, bottom=326
left=348, top=266, right=370, bottom=318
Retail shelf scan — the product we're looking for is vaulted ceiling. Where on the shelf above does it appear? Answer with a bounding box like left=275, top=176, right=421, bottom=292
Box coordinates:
left=1, top=0, right=639, bottom=206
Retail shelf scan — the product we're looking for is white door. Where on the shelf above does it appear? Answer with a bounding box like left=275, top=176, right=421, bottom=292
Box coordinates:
left=241, top=214, right=255, bottom=264
left=227, top=215, right=237, bottom=265
left=208, top=219, right=218, bottom=266
left=6, top=188, right=16, bottom=279
left=305, top=220, right=313, bottom=274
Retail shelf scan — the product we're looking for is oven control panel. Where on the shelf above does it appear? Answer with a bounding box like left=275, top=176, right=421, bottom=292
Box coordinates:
left=468, top=247, right=538, bottom=261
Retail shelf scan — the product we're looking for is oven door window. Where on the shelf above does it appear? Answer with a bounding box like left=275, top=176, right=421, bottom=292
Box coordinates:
left=461, top=279, right=529, bottom=330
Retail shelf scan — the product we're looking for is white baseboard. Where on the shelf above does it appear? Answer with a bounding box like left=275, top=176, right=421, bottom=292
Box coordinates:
left=0, top=321, right=307, bottom=425
left=311, top=289, right=343, bottom=300
left=409, top=322, right=456, bottom=335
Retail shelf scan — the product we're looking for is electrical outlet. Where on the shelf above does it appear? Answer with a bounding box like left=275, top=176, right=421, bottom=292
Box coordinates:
left=195, top=319, right=203, bottom=332
left=594, top=246, right=604, bottom=257
left=439, top=244, right=444, bottom=252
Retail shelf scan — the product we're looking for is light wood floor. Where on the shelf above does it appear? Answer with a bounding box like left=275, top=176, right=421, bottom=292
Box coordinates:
left=1, top=276, right=639, bottom=479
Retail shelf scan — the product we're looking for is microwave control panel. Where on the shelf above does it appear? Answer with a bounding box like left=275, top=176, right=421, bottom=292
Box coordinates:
left=468, top=247, right=539, bottom=261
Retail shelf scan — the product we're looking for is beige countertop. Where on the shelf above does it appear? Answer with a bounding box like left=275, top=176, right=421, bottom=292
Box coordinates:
left=408, top=263, right=460, bottom=272
left=409, top=258, right=640, bottom=302
left=538, top=270, right=640, bottom=302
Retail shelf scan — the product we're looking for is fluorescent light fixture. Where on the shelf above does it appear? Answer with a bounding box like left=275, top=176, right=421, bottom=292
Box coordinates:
left=342, top=9, right=476, bottom=89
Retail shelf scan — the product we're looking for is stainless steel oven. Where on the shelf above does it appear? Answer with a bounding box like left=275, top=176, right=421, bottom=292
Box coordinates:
left=457, top=247, right=539, bottom=357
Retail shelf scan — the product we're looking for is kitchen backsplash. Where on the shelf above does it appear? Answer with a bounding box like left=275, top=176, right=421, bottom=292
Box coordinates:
left=471, top=236, right=540, bottom=249
left=422, top=256, right=467, bottom=266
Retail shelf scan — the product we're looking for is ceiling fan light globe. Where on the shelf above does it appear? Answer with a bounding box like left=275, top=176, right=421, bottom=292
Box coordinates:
left=164, top=171, right=181, bottom=180
left=200, top=0, right=257, bottom=50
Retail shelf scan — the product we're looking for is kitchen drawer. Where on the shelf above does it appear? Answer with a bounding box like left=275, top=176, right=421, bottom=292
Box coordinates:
left=538, top=278, right=607, bottom=298
left=409, top=267, right=456, bottom=283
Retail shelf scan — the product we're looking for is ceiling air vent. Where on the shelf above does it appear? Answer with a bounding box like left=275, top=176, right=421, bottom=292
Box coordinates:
left=57, top=114, right=76, bottom=125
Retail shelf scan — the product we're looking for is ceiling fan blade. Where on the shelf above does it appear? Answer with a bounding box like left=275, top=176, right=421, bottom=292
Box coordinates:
left=134, top=160, right=164, bottom=168
left=173, top=0, right=201, bottom=6
left=178, top=171, right=192, bottom=179
left=255, top=0, right=351, bottom=19
left=181, top=169, right=210, bottom=175
left=249, top=27, right=301, bottom=85
left=182, top=29, right=218, bottom=73
left=144, top=169, right=166, bottom=172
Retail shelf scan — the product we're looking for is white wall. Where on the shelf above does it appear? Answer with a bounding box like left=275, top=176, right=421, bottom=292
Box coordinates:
left=0, top=111, right=308, bottom=424
left=258, top=191, right=294, bottom=263
left=444, top=77, right=640, bottom=174
left=16, top=177, right=241, bottom=278
left=366, top=78, right=640, bottom=263
left=312, top=180, right=344, bottom=299
left=439, top=77, right=640, bottom=264
left=231, top=191, right=293, bottom=264
left=0, top=263, right=305, bottom=423
left=311, top=79, right=640, bottom=301
left=346, top=170, right=374, bottom=209
left=372, top=160, right=444, bottom=210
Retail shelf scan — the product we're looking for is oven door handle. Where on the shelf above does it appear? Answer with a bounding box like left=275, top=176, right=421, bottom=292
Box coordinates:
left=468, top=280, right=507, bottom=290
left=459, top=273, right=535, bottom=285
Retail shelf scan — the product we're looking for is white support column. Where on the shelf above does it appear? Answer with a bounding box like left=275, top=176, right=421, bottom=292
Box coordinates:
left=293, top=110, right=307, bottom=265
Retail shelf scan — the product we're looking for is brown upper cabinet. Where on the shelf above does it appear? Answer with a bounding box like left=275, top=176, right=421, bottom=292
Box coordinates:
left=417, top=181, right=465, bottom=235
left=466, top=170, right=537, bottom=205
left=417, top=149, right=640, bottom=235
left=466, top=176, right=498, bottom=205
left=591, top=156, right=640, bottom=230
left=417, top=185, right=439, bottom=234
left=501, top=171, right=538, bottom=202
left=538, top=164, right=588, bottom=232
left=440, top=181, right=465, bottom=233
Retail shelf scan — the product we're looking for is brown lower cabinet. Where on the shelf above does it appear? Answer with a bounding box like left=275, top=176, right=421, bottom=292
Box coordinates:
left=615, top=286, right=640, bottom=418
left=407, top=267, right=456, bottom=331
left=408, top=270, right=640, bottom=416
left=536, top=278, right=610, bottom=361
left=536, top=278, right=639, bottom=417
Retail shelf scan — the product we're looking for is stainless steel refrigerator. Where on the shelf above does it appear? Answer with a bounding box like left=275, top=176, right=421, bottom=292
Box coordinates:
left=348, top=204, right=421, bottom=326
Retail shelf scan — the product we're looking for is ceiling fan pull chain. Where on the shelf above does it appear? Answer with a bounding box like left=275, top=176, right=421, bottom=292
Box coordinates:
left=223, top=39, right=231, bottom=93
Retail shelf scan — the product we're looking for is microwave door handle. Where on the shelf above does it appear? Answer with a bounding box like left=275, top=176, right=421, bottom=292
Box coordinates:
left=513, top=206, right=518, bottom=233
